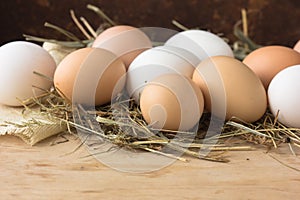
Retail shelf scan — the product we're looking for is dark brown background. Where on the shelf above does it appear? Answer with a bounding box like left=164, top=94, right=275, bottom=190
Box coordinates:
left=1, top=0, right=299, bottom=47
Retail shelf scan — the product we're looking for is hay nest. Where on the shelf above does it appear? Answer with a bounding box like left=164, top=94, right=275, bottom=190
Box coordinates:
left=7, top=5, right=299, bottom=162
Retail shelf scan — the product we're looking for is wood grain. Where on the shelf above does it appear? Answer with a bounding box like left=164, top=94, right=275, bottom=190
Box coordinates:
left=0, top=134, right=299, bottom=200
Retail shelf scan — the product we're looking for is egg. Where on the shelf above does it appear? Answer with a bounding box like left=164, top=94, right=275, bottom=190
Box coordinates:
left=92, top=25, right=152, bottom=69
left=164, top=30, right=234, bottom=61
left=243, top=45, right=300, bottom=89
left=0, top=41, right=56, bottom=106
left=54, top=47, right=126, bottom=106
left=140, top=74, right=204, bottom=131
left=268, top=65, right=300, bottom=128
left=42, top=42, right=77, bottom=65
left=126, top=45, right=200, bottom=102
left=192, top=56, right=267, bottom=122
left=293, top=40, right=300, bottom=53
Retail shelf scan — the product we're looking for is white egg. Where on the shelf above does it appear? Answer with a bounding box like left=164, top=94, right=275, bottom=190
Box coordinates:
left=268, top=65, right=300, bottom=128
left=0, top=41, right=56, bottom=106
left=126, top=45, right=200, bottom=102
left=165, top=30, right=234, bottom=61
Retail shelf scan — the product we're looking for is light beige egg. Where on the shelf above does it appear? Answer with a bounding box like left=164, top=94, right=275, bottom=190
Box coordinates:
left=43, top=42, right=77, bottom=65
left=293, top=40, right=300, bottom=53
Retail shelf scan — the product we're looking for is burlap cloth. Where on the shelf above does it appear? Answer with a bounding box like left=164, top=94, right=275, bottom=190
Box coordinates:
left=0, top=104, right=67, bottom=145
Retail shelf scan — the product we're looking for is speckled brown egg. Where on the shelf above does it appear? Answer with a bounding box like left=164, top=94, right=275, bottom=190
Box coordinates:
left=243, top=46, right=300, bottom=89
left=192, top=56, right=267, bottom=123
left=54, top=47, right=126, bottom=106
left=140, top=74, right=204, bottom=131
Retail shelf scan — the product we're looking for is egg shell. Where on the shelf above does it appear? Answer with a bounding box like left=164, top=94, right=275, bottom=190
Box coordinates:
left=293, top=40, right=300, bottom=53
left=192, top=56, right=267, bottom=123
left=92, top=25, right=152, bottom=69
left=165, top=30, right=234, bottom=61
left=126, top=45, right=200, bottom=102
left=268, top=65, right=300, bottom=128
left=243, top=45, right=300, bottom=89
left=54, top=47, right=126, bottom=106
left=140, top=74, right=204, bottom=131
left=43, top=42, right=77, bottom=65
left=0, top=41, right=56, bottom=106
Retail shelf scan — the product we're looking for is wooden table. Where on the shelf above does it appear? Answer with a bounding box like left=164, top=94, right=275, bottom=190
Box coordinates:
left=1, top=134, right=299, bottom=200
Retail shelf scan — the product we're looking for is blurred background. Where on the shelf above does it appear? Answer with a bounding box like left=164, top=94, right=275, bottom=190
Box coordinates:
left=0, top=0, right=299, bottom=47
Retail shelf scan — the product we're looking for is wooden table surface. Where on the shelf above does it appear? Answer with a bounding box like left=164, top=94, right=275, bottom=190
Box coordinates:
left=1, top=134, right=299, bottom=200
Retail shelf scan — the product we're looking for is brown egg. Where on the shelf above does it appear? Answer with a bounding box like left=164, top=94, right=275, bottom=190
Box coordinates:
left=293, top=40, right=300, bottom=53
left=140, top=74, right=204, bottom=131
left=192, top=56, right=267, bottom=123
left=54, top=47, right=126, bottom=106
left=243, top=46, right=300, bottom=89
left=92, top=25, right=152, bottom=70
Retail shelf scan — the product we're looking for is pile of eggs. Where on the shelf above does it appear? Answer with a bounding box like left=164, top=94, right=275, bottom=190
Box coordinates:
left=1, top=25, right=300, bottom=131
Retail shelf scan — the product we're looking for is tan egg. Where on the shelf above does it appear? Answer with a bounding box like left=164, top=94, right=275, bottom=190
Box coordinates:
left=92, top=25, right=152, bottom=70
left=192, top=56, right=267, bottom=123
left=140, top=74, right=204, bottom=131
left=54, top=47, right=126, bottom=106
left=293, top=40, right=300, bottom=53
left=243, top=46, right=300, bottom=89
